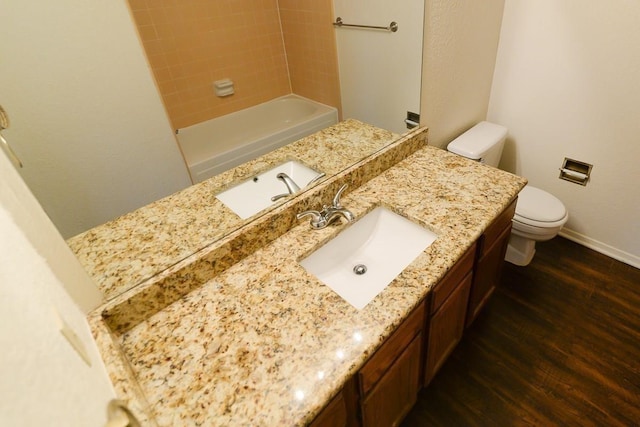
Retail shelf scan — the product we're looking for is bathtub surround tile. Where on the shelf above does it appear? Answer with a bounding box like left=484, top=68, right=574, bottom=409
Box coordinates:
left=127, top=0, right=290, bottom=130
left=126, top=0, right=341, bottom=130
left=278, top=0, right=342, bottom=117
left=68, top=120, right=399, bottom=300
left=90, top=126, right=526, bottom=425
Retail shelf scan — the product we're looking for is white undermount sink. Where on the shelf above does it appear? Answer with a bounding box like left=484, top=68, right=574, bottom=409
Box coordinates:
left=299, top=207, right=438, bottom=310
left=216, top=160, right=322, bottom=219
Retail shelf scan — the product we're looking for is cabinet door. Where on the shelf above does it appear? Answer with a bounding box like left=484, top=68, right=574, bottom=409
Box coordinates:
left=361, top=334, right=422, bottom=427
left=466, top=224, right=511, bottom=327
left=424, top=272, right=472, bottom=385
left=310, top=390, right=348, bottom=427
left=465, top=199, right=516, bottom=328
left=359, top=304, right=424, bottom=396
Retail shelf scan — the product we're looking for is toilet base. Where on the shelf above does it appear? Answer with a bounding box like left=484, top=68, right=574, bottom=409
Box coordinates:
left=505, top=233, right=536, bottom=266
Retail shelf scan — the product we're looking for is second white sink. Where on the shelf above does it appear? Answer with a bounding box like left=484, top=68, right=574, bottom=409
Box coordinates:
left=216, top=160, right=322, bottom=219
left=299, top=207, right=437, bottom=310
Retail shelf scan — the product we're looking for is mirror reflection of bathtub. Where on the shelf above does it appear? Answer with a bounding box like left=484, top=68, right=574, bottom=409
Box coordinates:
left=177, top=95, right=338, bottom=183
left=2, top=0, right=425, bottom=303
left=67, top=119, right=402, bottom=300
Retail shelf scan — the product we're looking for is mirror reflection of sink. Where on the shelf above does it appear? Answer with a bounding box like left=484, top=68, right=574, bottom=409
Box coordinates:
left=299, top=207, right=437, bottom=310
left=216, top=161, right=322, bottom=219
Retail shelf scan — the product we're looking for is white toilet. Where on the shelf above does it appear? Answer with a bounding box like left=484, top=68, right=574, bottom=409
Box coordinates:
left=447, top=121, right=569, bottom=266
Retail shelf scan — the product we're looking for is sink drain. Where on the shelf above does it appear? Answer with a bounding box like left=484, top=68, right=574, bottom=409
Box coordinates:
left=353, top=264, right=368, bottom=275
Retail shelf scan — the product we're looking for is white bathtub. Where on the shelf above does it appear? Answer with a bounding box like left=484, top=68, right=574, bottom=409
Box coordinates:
left=177, top=94, right=338, bottom=183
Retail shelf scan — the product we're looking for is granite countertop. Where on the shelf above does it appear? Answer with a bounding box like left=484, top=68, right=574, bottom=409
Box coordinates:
left=90, top=143, right=526, bottom=426
left=67, top=119, right=398, bottom=300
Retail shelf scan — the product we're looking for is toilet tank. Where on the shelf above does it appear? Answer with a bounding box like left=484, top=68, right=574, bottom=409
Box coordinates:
left=447, top=121, right=508, bottom=168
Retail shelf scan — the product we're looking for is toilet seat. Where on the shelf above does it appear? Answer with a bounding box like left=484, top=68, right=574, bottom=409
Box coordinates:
left=514, top=185, right=568, bottom=228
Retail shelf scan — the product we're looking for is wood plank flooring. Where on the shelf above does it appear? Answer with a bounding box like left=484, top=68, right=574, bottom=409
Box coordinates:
left=402, top=237, right=640, bottom=426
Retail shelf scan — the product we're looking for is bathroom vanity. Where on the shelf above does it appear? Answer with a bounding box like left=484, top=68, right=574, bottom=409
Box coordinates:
left=81, top=125, right=526, bottom=426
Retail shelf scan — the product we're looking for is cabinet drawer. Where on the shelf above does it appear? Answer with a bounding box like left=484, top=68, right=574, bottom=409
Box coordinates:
left=429, top=243, right=475, bottom=314
left=359, top=303, right=425, bottom=396
left=478, top=198, right=516, bottom=258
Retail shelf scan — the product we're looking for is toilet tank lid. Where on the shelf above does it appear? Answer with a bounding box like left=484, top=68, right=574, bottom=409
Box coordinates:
left=516, top=185, right=567, bottom=223
left=447, top=121, right=508, bottom=160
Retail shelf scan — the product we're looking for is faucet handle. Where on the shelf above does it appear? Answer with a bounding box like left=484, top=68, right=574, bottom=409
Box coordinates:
left=271, top=193, right=290, bottom=202
left=306, top=172, right=326, bottom=187
left=296, top=210, right=327, bottom=229
left=332, top=184, right=348, bottom=208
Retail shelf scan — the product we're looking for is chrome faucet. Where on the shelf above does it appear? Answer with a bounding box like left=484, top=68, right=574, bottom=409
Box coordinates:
left=277, top=172, right=301, bottom=193
left=271, top=172, right=328, bottom=202
left=297, top=184, right=354, bottom=229
left=271, top=172, right=301, bottom=202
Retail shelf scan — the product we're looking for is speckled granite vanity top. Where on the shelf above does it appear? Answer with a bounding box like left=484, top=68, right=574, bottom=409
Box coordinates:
left=88, top=133, right=526, bottom=426
left=68, top=119, right=397, bottom=299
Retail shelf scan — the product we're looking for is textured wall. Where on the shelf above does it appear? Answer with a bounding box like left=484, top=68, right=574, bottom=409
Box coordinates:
left=488, top=0, right=640, bottom=266
left=420, top=0, right=506, bottom=147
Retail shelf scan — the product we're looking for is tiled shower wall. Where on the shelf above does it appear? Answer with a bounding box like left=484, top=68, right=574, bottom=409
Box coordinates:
left=127, top=0, right=341, bottom=130
left=279, top=0, right=341, bottom=115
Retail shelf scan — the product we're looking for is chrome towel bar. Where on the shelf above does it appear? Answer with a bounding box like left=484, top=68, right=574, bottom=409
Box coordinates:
left=333, top=17, right=398, bottom=33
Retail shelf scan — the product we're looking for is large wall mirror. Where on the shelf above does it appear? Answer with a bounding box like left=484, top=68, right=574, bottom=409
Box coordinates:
left=0, top=0, right=424, bottom=300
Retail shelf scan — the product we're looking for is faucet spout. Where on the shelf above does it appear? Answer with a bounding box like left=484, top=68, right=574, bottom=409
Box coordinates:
left=276, top=172, right=301, bottom=194
left=297, top=183, right=354, bottom=229
left=323, top=206, right=355, bottom=225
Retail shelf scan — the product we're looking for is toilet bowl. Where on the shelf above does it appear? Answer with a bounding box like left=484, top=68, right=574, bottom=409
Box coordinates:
left=506, top=185, right=569, bottom=266
left=447, top=121, right=569, bottom=266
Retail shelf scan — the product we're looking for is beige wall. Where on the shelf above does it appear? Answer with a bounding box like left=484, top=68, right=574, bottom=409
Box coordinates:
left=334, top=0, right=424, bottom=134
left=488, top=0, right=640, bottom=267
left=128, top=0, right=343, bottom=130
left=420, top=0, right=506, bottom=147
left=0, top=136, right=102, bottom=312
left=0, top=0, right=192, bottom=238
left=1, top=147, right=116, bottom=423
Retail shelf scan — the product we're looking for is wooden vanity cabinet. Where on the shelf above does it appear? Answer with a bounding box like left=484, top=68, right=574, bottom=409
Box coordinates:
left=423, top=244, right=475, bottom=385
left=465, top=199, right=517, bottom=327
left=358, top=303, right=425, bottom=427
left=313, top=201, right=517, bottom=424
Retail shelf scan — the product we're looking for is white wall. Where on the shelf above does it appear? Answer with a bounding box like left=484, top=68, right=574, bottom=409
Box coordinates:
left=334, top=0, right=424, bottom=134
left=1, top=149, right=114, bottom=424
left=488, top=0, right=640, bottom=267
left=0, top=0, right=192, bottom=238
left=420, top=0, right=506, bottom=147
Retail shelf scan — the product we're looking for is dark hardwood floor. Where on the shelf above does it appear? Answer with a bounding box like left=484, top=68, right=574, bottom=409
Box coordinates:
left=403, top=237, right=640, bottom=426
